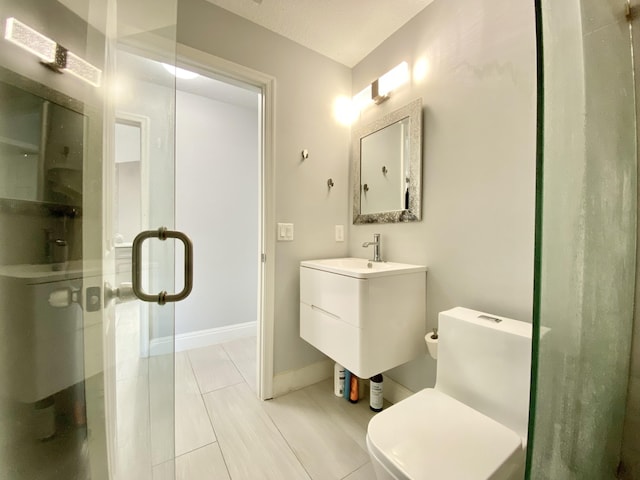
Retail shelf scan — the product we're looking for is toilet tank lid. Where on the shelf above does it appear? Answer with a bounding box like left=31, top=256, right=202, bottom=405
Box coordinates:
left=367, top=389, right=524, bottom=479
left=441, top=307, right=532, bottom=338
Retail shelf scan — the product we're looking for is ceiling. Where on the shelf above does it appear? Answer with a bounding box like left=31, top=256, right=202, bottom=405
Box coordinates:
left=58, top=0, right=434, bottom=67
left=176, top=72, right=260, bottom=110
left=204, top=0, right=435, bottom=67
left=176, top=0, right=436, bottom=110
left=57, top=0, right=437, bottom=107
left=116, top=50, right=260, bottom=109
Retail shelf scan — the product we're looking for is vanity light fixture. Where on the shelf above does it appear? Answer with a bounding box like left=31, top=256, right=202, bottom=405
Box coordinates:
left=4, top=17, right=56, bottom=63
left=352, top=61, right=410, bottom=109
left=4, top=17, right=102, bottom=86
left=63, top=50, right=101, bottom=86
left=376, top=62, right=409, bottom=101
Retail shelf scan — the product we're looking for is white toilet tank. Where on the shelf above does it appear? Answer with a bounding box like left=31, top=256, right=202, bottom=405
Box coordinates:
left=435, top=307, right=532, bottom=440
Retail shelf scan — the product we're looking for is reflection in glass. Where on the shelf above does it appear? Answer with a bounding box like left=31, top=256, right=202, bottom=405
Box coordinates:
left=0, top=73, right=90, bottom=479
left=0, top=80, right=84, bottom=206
left=352, top=98, right=422, bottom=224
left=360, top=117, right=410, bottom=215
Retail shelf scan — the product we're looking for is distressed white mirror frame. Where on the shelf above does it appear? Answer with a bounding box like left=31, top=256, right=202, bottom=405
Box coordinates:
left=352, top=98, right=422, bottom=224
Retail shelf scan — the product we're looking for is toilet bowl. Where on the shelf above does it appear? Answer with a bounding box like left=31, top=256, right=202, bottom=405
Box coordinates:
left=366, top=307, right=532, bottom=480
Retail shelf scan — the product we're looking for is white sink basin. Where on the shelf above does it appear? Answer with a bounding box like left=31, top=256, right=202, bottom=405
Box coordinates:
left=0, top=260, right=101, bottom=283
left=300, top=257, right=427, bottom=279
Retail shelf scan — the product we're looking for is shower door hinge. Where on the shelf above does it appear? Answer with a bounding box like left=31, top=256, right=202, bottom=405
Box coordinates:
left=261, top=253, right=266, bottom=263
left=626, top=3, right=637, bottom=22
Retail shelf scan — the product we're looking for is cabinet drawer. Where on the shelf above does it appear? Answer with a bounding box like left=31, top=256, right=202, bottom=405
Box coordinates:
left=300, top=267, right=364, bottom=327
left=300, top=302, right=360, bottom=371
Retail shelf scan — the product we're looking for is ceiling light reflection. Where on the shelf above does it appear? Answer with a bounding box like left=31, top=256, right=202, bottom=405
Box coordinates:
left=162, top=63, right=199, bottom=80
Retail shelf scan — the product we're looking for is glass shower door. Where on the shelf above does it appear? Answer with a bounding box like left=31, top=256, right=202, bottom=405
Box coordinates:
left=108, top=3, right=180, bottom=479
left=527, top=0, right=637, bottom=478
left=0, top=0, right=179, bottom=478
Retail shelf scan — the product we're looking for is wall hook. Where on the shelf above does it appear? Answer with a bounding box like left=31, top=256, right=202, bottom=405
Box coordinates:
left=301, top=149, right=309, bottom=160
left=327, top=178, right=334, bottom=188
left=382, top=166, right=388, bottom=175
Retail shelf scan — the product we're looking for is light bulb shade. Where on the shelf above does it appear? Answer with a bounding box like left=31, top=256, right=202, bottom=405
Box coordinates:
left=352, top=61, right=410, bottom=112
left=65, top=51, right=102, bottom=87
left=377, top=61, right=409, bottom=97
left=4, top=17, right=57, bottom=63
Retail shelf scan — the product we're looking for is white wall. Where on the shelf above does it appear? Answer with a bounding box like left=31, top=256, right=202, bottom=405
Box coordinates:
left=178, top=0, right=352, bottom=374
left=175, top=89, right=259, bottom=335
left=348, top=0, right=537, bottom=391
left=177, top=0, right=536, bottom=386
left=349, top=0, right=536, bottom=390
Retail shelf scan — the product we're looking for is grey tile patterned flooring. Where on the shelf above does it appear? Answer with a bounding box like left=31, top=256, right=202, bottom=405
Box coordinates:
left=173, top=337, right=379, bottom=480
left=114, top=303, right=379, bottom=479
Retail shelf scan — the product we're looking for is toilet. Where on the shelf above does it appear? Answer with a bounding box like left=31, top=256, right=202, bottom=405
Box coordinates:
left=366, top=307, right=532, bottom=480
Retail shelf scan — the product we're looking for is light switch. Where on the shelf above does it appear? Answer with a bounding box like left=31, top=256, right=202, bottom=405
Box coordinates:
left=335, top=225, right=344, bottom=242
left=277, top=223, right=294, bottom=241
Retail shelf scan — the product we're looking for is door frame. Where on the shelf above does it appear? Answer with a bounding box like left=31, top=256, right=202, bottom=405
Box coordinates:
left=176, top=43, right=275, bottom=400
left=113, top=111, right=151, bottom=358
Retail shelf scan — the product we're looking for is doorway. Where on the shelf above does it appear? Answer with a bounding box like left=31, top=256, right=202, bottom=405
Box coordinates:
left=176, top=44, right=276, bottom=401
left=173, top=63, right=261, bottom=392
left=112, top=48, right=272, bottom=406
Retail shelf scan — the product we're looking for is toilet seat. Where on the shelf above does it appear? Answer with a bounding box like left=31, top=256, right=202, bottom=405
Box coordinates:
left=367, top=388, right=525, bottom=480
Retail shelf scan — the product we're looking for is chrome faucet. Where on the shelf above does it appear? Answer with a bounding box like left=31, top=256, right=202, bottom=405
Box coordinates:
left=362, top=233, right=382, bottom=262
left=44, top=229, right=68, bottom=266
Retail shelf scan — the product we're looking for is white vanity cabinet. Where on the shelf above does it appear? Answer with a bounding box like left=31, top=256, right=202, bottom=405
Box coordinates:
left=300, top=258, right=427, bottom=379
left=0, top=262, right=101, bottom=403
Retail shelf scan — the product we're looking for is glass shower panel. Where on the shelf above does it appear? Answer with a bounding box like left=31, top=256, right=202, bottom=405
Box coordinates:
left=528, top=0, right=636, bottom=478
left=109, top=4, right=178, bottom=479
left=0, top=0, right=178, bottom=479
left=0, top=0, right=109, bottom=478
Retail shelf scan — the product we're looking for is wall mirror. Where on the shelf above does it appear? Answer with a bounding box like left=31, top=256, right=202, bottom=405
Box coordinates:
left=352, top=98, right=422, bottom=224
left=0, top=68, right=85, bottom=208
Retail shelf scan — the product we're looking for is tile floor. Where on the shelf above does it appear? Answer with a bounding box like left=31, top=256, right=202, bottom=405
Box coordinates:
left=115, top=303, right=380, bottom=480
left=161, top=337, right=378, bottom=480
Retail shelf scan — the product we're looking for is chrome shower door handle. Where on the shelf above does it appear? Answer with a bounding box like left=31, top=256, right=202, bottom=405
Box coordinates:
left=132, top=227, right=194, bottom=305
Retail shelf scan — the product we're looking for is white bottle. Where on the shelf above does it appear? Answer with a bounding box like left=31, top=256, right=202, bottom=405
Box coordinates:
left=334, top=363, right=345, bottom=397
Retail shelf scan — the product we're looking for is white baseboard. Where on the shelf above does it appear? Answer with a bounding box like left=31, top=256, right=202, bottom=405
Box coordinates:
left=150, top=321, right=256, bottom=356
left=272, top=359, right=333, bottom=398
left=382, top=376, right=415, bottom=405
